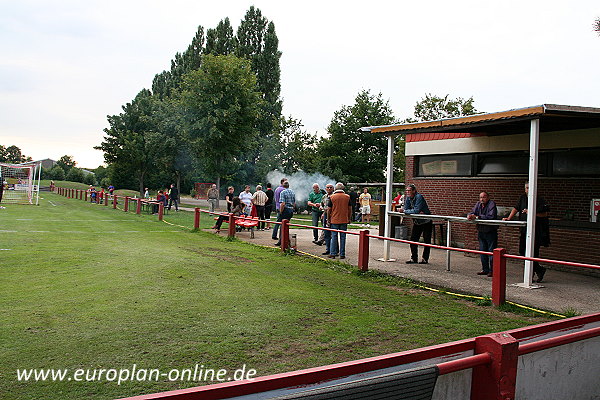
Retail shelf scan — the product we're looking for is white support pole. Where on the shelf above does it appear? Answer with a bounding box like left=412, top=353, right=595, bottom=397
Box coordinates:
left=35, top=162, right=42, bottom=205
left=523, top=119, right=540, bottom=287
left=382, top=134, right=395, bottom=261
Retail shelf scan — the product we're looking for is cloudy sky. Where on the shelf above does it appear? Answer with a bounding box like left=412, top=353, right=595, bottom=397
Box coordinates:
left=1, top=0, right=599, bottom=168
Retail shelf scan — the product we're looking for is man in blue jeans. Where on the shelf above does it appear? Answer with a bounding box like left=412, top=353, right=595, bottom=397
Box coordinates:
left=326, top=183, right=352, bottom=259
left=467, top=191, right=498, bottom=277
left=271, top=178, right=287, bottom=241
left=274, top=181, right=295, bottom=246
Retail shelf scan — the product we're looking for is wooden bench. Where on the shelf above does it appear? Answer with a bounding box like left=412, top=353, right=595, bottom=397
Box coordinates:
left=214, top=215, right=259, bottom=238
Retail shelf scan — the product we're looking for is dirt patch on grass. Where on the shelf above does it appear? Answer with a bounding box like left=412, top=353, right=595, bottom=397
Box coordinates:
left=182, top=247, right=255, bottom=263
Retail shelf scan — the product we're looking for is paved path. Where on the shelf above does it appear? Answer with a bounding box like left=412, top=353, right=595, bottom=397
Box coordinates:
left=182, top=201, right=600, bottom=316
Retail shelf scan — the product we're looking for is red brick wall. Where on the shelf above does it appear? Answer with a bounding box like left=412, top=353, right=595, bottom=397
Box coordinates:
left=404, top=156, right=600, bottom=268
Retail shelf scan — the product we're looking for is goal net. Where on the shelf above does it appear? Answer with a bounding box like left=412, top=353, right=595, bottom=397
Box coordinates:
left=0, top=162, right=41, bottom=205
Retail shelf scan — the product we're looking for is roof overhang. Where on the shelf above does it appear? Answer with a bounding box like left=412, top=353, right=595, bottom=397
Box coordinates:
left=360, top=104, right=600, bottom=136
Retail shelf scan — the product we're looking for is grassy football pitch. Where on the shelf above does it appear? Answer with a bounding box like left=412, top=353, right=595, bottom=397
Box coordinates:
left=0, top=192, right=551, bottom=399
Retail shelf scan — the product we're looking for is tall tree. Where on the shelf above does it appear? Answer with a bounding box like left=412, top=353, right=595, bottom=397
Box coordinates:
left=408, top=93, right=479, bottom=122
left=236, top=8, right=282, bottom=183
left=57, top=155, right=76, bottom=172
left=205, top=18, right=236, bottom=56
left=179, top=54, right=262, bottom=189
left=595, top=17, right=600, bottom=35
left=317, top=90, right=396, bottom=182
left=276, top=117, right=319, bottom=174
left=0, top=145, right=31, bottom=163
left=96, top=89, right=176, bottom=195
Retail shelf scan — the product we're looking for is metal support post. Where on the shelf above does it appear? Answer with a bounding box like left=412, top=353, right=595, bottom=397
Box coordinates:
left=492, top=248, right=507, bottom=306
left=194, top=208, right=200, bottom=229
left=358, top=229, right=370, bottom=271
left=281, top=219, right=290, bottom=251
left=227, top=213, right=236, bottom=237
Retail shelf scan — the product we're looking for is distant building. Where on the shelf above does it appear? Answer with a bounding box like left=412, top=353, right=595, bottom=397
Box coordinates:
left=40, top=158, right=57, bottom=169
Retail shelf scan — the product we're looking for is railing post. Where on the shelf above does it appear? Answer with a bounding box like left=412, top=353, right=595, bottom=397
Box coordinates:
left=194, top=208, right=200, bottom=229
left=358, top=229, right=370, bottom=271
left=113, top=195, right=117, bottom=209
left=124, top=196, right=129, bottom=212
left=227, top=213, right=236, bottom=237
left=281, top=219, right=290, bottom=251
left=158, top=202, right=164, bottom=221
left=85, top=190, right=88, bottom=201
left=78, top=190, right=82, bottom=200
left=136, top=198, right=142, bottom=214
left=471, top=333, right=518, bottom=400
left=492, top=248, right=507, bottom=307
left=104, top=193, right=108, bottom=206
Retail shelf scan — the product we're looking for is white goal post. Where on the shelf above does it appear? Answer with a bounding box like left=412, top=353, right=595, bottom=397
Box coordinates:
left=0, top=161, right=42, bottom=205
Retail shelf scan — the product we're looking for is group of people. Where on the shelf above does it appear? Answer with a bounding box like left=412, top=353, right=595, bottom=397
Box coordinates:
left=399, top=182, right=549, bottom=283
left=211, top=183, right=275, bottom=232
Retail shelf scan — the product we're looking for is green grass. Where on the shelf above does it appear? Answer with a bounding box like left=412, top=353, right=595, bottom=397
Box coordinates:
left=0, top=193, right=552, bottom=399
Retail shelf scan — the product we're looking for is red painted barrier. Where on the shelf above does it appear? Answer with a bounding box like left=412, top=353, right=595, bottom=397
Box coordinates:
left=124, top=196, right=129, bottom=212
left=159, top=203, right=164, bottom=221
left=113, top=195, right=117, bottom=209
left=194, top=208, right=200, bottom=229
left=281, top=219, right=290, bottom=251
left=492, top=248, right=507, bottom=306
left=471, top=333, right=518, bottom=400
left=227, top=214, right=236, bottom=237
left=136, top=198, right=142, bottom=214
left=358, top=229, right=369, bottom=271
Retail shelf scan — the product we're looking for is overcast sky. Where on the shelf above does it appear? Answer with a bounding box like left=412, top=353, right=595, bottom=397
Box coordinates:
left=1, top=0, right=599, bottom=168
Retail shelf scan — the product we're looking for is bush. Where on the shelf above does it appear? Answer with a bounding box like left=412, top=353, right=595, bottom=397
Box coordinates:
left=66, top=167, right=85, bottom=183
left=49, top=165, right=65, bottom=181
left=84, top=173, right=96, bottom=185
left=100, top=177, right=111, bottom=189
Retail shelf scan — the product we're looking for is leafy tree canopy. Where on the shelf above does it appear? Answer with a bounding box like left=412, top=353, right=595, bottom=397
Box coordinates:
left=0, top=145, right=31, bottom=163
left=57, top=155, right=77, bottom=171
left=317, top=90, right=396, bottom=183
left=407, top=93, right=479, bottom=122
left=179, top=54, right=262, bottom=188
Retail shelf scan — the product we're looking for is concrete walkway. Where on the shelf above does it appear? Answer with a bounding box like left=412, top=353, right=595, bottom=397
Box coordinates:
left=182, top=200, right=600, bottom=316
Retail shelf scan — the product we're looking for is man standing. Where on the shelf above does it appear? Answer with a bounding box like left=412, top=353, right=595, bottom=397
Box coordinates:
left=225, top=186, right=235, bottom=212
left=399, top=184, right=432, bottom=264
left=358, top=188, right=372, bottom=227
left=252, top=185, right=268, bottom=230
left=168, top=184, right=179, bottom=211
left=264, top=183, right=274, bottom=229
left=271, top=178, right=287, bottom=241
left=307, top=183, right=324, bottom=244
left=467, top=191, right=498, bottom=277
left=348, top=187, right=359, bottom=222
left=274, top=181, right=295, bottom=246
left=207, top=184, right=219, bottom=213
left=317, top=184, right=334, bottom=252
left=503, top=182, right=550, bottom=283
left=327, top=183, right=352, bottom=259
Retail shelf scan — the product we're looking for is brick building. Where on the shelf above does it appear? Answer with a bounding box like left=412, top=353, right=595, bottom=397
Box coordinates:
left=363, top=105, right=600, bottom=269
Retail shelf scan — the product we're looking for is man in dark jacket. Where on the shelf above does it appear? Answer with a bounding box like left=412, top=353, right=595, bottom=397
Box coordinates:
left=468, top=191, right=498, bottom=277
left=503, top=182, right=550, bottom=282
left=168, top=184, right=179, bottom=211
left=399, top=184, right=432, bottom=264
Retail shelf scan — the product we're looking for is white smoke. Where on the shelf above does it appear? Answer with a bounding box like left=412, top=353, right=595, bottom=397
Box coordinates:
left=266, top=170, right=336, bottom=205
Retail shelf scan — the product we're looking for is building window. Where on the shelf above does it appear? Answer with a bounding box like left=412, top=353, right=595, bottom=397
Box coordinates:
left=552, top=148, right=600, bottom=176
left=477, top=153, right=548, bottom=176
left=416, top=154, right=473, bottom=176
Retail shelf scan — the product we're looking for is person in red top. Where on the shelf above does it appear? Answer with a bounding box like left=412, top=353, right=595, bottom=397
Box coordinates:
left=326, top=182, right=353, bottom=259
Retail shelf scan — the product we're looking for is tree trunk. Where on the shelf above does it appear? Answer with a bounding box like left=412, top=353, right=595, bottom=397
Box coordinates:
left=138, top=170, right=145, bottom=198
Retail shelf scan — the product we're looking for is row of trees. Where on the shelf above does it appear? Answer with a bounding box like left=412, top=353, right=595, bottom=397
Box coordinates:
left=0, top=145, right=32, bottom=164
left=97, top=7, right=283, bottom=195
left=96, top=7, right=479, bottom=195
